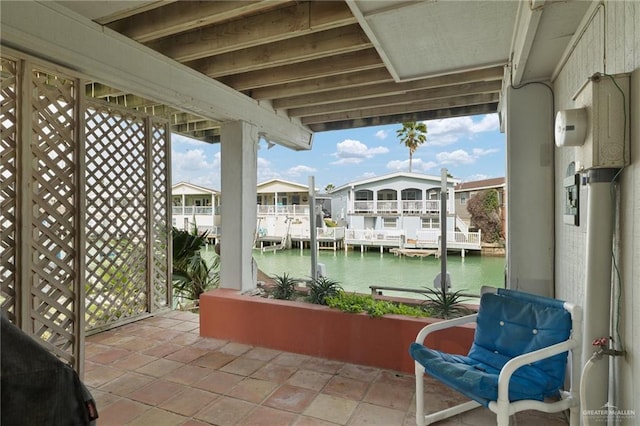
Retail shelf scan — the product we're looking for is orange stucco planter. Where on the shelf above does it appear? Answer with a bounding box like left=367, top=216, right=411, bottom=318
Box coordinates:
left=199, top=288, right=475, bottom=374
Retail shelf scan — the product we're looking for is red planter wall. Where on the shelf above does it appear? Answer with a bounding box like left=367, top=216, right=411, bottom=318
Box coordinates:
left=200, top=288, right=475, bottom=374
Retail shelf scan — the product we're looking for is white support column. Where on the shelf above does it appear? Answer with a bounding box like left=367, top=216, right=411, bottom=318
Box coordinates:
left=220, top=121, right=259, bottom=292
left=504, top=83, right=554, bottom=297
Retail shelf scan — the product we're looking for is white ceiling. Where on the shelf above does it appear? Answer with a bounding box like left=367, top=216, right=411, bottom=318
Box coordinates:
left=349, top=0, right=519, bottom=81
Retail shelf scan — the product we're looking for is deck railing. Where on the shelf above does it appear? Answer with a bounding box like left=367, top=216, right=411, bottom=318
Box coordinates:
left=352, top=199, right=441, bottom=215
left=172, top=206, right=218, bottom=216
left=256, top=204, right=310, bottom=216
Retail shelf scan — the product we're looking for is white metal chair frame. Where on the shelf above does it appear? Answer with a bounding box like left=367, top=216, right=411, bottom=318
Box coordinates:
left=413, top=290, right=583, bottom=426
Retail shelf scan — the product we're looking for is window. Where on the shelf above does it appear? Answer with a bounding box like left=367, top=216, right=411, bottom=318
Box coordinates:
left=460, top=193, right=468, bottom=205
left=382, top=217, right=397, bottom=229
left=421, top=217, right=439, bottom=229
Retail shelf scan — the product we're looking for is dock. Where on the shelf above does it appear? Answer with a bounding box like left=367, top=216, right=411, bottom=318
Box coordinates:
left=390, top=248, right=440, bottom=258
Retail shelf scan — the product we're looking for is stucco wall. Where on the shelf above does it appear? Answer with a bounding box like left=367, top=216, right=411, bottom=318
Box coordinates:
left=553, top=1, right=639, bottom=417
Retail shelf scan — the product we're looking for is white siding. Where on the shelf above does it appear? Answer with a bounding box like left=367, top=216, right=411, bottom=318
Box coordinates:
left=553, top=0, right=639, bottom=416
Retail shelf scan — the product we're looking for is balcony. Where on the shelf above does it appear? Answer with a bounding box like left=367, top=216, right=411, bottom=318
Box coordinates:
left=86, top=311, right=567, bottom=425
left=352, top=200, right=441, bottom=215
left=172, top=206, right=218, bottom=216
left=257, top=204, right=310, bottom=216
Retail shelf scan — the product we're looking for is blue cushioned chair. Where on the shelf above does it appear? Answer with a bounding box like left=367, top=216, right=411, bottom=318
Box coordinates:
left=409, top=288, right=582, bottom=426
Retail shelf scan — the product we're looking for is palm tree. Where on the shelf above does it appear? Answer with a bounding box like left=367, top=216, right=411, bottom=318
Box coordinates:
left=396, top=121, right=427, bottom=172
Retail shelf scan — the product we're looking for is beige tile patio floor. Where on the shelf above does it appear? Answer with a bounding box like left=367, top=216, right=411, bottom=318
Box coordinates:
left=85, top=311, right=568, bottom=426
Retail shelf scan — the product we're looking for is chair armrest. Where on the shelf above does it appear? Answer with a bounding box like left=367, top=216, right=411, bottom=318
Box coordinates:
left=497, top=338, right=580, bottom=402
left=415, top=313, right=478, bottom=345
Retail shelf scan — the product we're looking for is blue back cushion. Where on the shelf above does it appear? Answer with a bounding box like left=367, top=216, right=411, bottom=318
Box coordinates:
left=409, top=289, right=573, bottom=405
left=468, top=290, right=572, bottom=393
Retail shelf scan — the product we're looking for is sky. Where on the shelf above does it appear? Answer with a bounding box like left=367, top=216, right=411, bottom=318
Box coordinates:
left=171, top=113, right=505, bottom=192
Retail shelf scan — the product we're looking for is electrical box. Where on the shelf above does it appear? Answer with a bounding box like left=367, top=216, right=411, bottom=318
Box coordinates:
left=572, top=73, right=629, bottom=169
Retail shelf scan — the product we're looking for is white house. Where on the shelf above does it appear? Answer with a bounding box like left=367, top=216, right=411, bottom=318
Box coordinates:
left=331, top=172, right=457, bottom=231
left=171, top=182, right=221, bottom=236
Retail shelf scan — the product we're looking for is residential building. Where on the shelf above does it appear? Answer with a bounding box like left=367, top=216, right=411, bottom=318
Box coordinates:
left=329, top=172, right=480, bottom=251
left=171, top=182, right=221, bottom=236
left=455, top=177, right=506, bottom=238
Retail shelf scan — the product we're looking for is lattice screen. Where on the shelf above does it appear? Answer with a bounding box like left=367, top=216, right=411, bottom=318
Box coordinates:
left=29, top=66, right=80, bottom=364
left=0, top=57, right=18, bottom=323
left=84, top=103, right=150, bottom=330
left=0, top=52, right=171, bottom=371
left=150, top=121, right=171, bottom=310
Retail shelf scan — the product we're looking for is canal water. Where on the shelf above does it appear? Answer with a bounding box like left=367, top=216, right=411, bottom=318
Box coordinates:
left=203, top=247, right=505, bottom=300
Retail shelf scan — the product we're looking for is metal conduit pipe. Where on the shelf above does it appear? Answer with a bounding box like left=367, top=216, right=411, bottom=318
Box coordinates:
left=580, top=168, right=619, bottom=420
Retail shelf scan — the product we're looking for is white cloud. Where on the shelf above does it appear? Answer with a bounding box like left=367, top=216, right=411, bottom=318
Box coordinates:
left=287, top=165, right=317, bottom=176
left=424, top=114, right=500, bottom=146
left=437, top=150, right=476, bottom=165
left=436, top=147, right=498, bottom=166
left=386, top=158, right=438, bottom=172
left=257, top=157, right=281, bottom=182
left=472, top=148, right=499, bottom=156
left=375, top=130, right=388, bottom=140
left=172, top=148, right=220, bottom=188
left=331, top=139, right=389, bottom=165
left=171, top=133, right=204, bottom=146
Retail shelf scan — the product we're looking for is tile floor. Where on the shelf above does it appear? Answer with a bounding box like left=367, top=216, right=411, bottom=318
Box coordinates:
left=85, top=311, right=569, bottom=425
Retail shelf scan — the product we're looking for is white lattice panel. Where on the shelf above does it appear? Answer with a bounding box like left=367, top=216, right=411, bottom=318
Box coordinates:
left=2, top=50, right=172, bottom=372
left=30, top=67, right=78, bottom=364
left=1, top=58, right=18, bottom=323
left=150, top=120, right=170, bottom=310
left=84, top=103, right=149, bottom=329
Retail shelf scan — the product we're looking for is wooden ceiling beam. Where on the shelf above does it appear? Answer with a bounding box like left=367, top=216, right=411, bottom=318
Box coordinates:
left=300, top=93, right=499, bottom=125
left=251, top=68, right=393, bottom=100
left=172, top=129, right=221, bottom=144
left=273, top=66, right=505, bottom=109
left=307, top=103, right=499, bottom=132
left=108, top=0, right=289, bottom=43
left=218, top=49, right=384, bottom=91
left=189, top=24, right=372, bottom=78
left=147, top=2, right=355, bottom=62
left=287, top=80, right=503, bottom=117
left=172, top=121, right=221, bottom=133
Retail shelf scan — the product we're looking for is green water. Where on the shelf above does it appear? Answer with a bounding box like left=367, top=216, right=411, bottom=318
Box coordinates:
left=203, top=247, right=505, bottom=300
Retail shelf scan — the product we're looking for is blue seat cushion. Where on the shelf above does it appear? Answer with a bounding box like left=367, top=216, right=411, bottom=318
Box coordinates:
left=410, top=290, right=572, bottom=407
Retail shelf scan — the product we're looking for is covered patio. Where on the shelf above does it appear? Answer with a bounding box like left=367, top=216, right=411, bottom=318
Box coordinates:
left=2, top=1, right=639, bottom=425
left=85, top=311, right=566, bottom=425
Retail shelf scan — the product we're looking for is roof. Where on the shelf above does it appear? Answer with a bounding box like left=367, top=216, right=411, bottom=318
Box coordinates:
left=172, top=181, right=220, bottom=194
left=34, top=1, right=592, bottom=146
left=257, top=178, right=310, bottom=194
left=332, top=171, right=459, bottom=192
left=455, top=177, right=506, bottom=192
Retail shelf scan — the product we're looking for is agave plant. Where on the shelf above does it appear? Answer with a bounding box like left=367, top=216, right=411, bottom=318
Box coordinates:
left=270, top=273, right=300, bottom=300
left=307, top=276, right=343, bottom=305
left=172, top=227, right=218, bottom=308
left=420, top=288, right=473, bottom=319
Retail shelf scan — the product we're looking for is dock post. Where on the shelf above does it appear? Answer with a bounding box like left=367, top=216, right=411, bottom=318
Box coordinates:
left=461, top=249, right=465, bottom=258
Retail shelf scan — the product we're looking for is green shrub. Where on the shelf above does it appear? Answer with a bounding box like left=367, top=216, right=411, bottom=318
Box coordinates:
left=325, top=292, right=429, bottom=318
left=270, top=273, right=300, bottom=300
left=420, top=288, right=473, bottom=319
left=307, top=276, right=343, bottom=305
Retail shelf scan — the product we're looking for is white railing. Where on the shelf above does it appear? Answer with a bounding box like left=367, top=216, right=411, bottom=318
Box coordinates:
left=352, top=199, right=441, bottom=215
left=256, top=204, right=310, bottom=216
left=172, top=206, right=217, bottom=216
left=345, top=229, right=405, bottom=241
left=344, top=229, right=481, bottom=249
left=317, top=227, right=345, bottom=240
left=353, top=200, right=374, bottom=213
left=416, top=230, right=481, bottom=248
